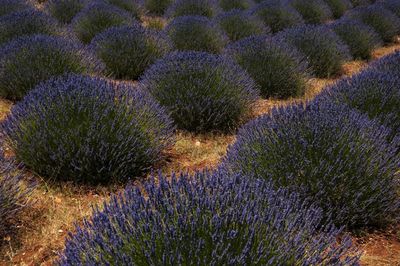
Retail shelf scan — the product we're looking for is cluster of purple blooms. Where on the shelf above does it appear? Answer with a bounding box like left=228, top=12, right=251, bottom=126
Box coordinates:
left=59, top=170, right=360, bottom=265
left=0, top=0, right=31, bottom=17
left=44, top=0, right=86, bottom=24
left=2, top=74, right=175, bottom=183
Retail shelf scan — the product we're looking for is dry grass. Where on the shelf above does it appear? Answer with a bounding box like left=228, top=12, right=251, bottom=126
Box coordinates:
left=0, top=42, right=399, bottom=265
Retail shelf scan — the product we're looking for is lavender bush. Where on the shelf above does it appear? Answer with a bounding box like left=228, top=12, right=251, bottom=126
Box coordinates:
left=318, top=70, right=400, bottom=138
left=330, top=19, right=383, bottom=59
left=381, top=0, right=400, bottom=17
left=165, top=16, right=228, bottom=53
left=290, top=0, right=333, bottom=24
left=139, top=51, right=259, bottom=132
left=346, top=4, right=400, bottom=42
left=145, top=0, right=172, bottom=15
left=59, top=170, right=360, bottom=265
left=44, top=0, right=85, bottom=24
left=0, top=0, right=31, bottom=17
left=250, top=0, right=304, bottom=33
left=103, top=0, right=144, bottom=19
left=165, top=0, right=221, bottom=18
left=72, top=2, right=135, bottom=44
left=219, top=0, right=254, bottom=11
left=370, top=50, right=400, bottom=75
left=324, top=0, right=352, bottom=18
left=224, top=35, right=309, bottom=99
left=0, top=9, right=61, bottom=46
left=222, top=100, right=400, bottom=229
left=90, top=24, right=172, bottom=80
left=0, top=147, right=31, bottom=239
left=2, top=74, right=175, bottom=183
left=215, top=10, right=270, bottom=41
left=0, top=34, right=102, bottom=100
left=277, top=25, right=351, bottom=77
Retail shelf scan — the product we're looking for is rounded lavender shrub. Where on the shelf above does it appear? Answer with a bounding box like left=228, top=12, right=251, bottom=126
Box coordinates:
left=0, top=148, right=31, bottom=239
left=277, top=25, right=351, bottom=78
left=318, top=70, right=400, bottom=137
left=139, top=51, right=259, bottom=132
left=2, top=74, right=174, bottom=183
left=381, top=0, right=400, bottom=17
left=90, top=25, right=172, bottom=80
left=330, top=19, right=383, bottom=59
left=216, top=10, right=270, bottom=41
left=222, top=100, right=400, bottom=229
left=145, top=0, right=172, bottom=15
left=324, top=0, right=352, bottom=18
left=0, top=9, right=61, bottom=46
left=102, top=0, right=144, bottom=19
left=0, top=0, right=31, bottom=17
left=165, top=15, right=228, bottom=53
left=224, top=35, right=309, bottom=99
left=44, top=0, right=85, bottom=24
left=290, top=0, right=333, bottom=24
left=58, top=170, right=360, bottom=265
left=370, top=50, right=400, bottom=75
left=0, top=35, right=102, bottom=100
left=250, top=0, right=304, bottom=33
left=219, top=0, right=254, bottom=11
left=165, top=0, right=220, bottom=18
left=72, top=2, right=135, bottom=44
left=346, top=5, right=400, bottom=42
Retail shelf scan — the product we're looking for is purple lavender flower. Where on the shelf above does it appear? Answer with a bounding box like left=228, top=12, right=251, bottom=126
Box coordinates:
left=139, top=51, right=259, bottom=132
left=165, top=0, right=221, bottom=18
left=289, top=0, right=333, bottom=24
left=44, top=0, right=86, bottom=24
left=165, top=15, right=229, bottom=53
left=276, top=25, right=351, bottom=78
left=223, top=35, right=309, bottom=98
left=380, top=0, right=400, bottom=17
left=90, top=24, right=173, bottom=80
left=346, top=4, right=400, bottom=42
left=102, top=0, right=145, bottom=19
left=369, top=50, right=400, bottom=75
left=222, top=100, right=400, bottom=229
left=71, top=1, right=136, bottom=44
left=0, top=0, right=31, bottom=17
left=249, top=0, right=304, bottom=33
left=330, top=18, right=383, bottom=59
left=2, top=74, right=175, bottom=183
left=0, top=9, right=62, bottom=46
left=0, top=34, right=103, bottom=100
left=58, top=170, right=360, bottom=265
left=215, top=9, right=270, bottom=41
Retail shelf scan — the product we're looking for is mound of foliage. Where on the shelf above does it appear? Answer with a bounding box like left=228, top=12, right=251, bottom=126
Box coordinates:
left=72, top=2, right=135, bottom=44
left=219, top=0, right=254, bottom=11
left=224, top=35, right=309, bottom=99
left=318, top=70, right=400, bottom=137
left=145, top=0, right=172, bottom=15
left=277, top=25, right=351, bottom=78
left=250, top=0, right=304, bottom=33
left=370, top=50, right=400, bottom=75
left=0, top=9, right=61, bottom=46
left=165, top=15, right=228, bottom=53
left=330, top=19, right=382, bottom=59
left=216, top=10, right=269, bottom=41
left=222, top=100, right=400, bottom=229
left=165, top=0, right=220, bottom=18
left=90, top=24, right=172, bottom=80
left=0, top=0, right=31, bottom=17
left=324, top=0, right=352, bottom=18
left=0, top=34, right=102, bottom=100
left=2, top=74, right=175, bottom=183
left=139, top=51, right=259, bottom=132
left=290, top=0, right=333, bottom=24
left=58, top=170, right=360, bottom=265
left=346, top=4, right=400, bottom=42
left=44, top=0, right=85, bottom=24
left=102, top=0, right=144, bottom=19
left=0, top=148, right=31, bottom=240
left=380, top=0, right=400, bottom=17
